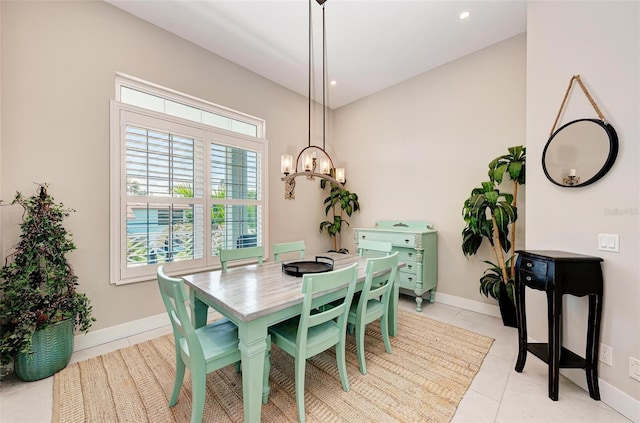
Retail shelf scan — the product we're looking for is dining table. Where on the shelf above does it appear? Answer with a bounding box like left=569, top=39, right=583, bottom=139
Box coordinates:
left=182, top=252, right=402, bottom=423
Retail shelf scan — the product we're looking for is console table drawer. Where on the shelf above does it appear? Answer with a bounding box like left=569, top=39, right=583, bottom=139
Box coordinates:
left=520, top=257, right=548, bottom=275
left=395, top=249, right=418, bottom=263
left=519, top=270, right=548, bottom=290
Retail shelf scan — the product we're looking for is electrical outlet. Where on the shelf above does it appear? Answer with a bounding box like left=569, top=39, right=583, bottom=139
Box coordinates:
left=630, top=357, right=640, bottom=382
left=600, top=343, right=613, bottom=366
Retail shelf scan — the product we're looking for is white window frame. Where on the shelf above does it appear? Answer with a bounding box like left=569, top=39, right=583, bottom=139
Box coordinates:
left=110, top=76, right=268, bottom=285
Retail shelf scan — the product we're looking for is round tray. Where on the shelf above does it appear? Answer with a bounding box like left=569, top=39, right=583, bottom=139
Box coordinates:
left=282, top=256, right=334, bottom=277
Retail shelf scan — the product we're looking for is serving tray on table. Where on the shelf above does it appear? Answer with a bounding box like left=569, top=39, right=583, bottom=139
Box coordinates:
left=282, top=256, right=334, bottom=277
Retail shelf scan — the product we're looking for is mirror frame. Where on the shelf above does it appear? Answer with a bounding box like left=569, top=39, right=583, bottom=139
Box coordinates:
left=542, top=118, right=618, bottom=188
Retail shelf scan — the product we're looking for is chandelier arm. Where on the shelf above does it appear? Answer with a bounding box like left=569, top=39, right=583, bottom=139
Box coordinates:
left=293, top=145, right=336, bottom=172
left=281, top=172, right=344, bottom=189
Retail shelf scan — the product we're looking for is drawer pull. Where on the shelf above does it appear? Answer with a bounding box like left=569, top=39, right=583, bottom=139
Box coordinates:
left=408, top=253, right=413, bottom=258
left=404, top=239, right=410, bottom=244
left=362, top=235, right=366, bottom=239
left=526, top=262, right=533, bottom=268
left=526, top=276, right=532, bottom=281
left=407, top=265, right=412, bottom=270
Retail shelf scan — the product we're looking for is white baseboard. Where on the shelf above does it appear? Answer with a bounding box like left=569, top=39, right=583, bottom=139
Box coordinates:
left=433, top=291, right=501, bottom=318
left=560, top=369, right=640, bottom=423
left=74, top=294, right=638, bottom=422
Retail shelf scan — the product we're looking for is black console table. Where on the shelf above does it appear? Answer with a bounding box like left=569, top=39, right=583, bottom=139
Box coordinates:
left=514, top=250, right=603, bottom=401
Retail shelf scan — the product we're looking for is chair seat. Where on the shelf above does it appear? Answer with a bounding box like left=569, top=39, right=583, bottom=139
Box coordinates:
left=270, top=318, right=340, bottom=358
left=178, top=319, right=240, bottom=362
left=348, top=299, right=384, bottom=323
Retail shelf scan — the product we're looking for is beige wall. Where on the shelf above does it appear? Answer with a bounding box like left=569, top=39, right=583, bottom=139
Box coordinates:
left=526, top=1, right=639, bottom=404
left=0, top=0, right=331, bottom=330
left=333, top=34, right=527, bottom=305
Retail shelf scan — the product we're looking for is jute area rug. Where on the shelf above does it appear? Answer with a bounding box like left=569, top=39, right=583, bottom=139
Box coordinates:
left=53, top=310, right=493, bottom=422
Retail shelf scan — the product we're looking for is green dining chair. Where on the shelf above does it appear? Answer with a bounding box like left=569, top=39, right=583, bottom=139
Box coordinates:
left=347, top=252, right=399, bottom=375
left=357, top=239, right=392, bottom=257
left=157, top=266, right=270, bottom=423
left=268, top=263, right=358, bottom=423
left=272, top=240, right=306, bottom=261
left=219, top=246, right=264, bottom=271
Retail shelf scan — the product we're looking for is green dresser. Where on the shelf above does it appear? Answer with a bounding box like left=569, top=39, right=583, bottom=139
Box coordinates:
left=354, top=221, right=437, bottom=312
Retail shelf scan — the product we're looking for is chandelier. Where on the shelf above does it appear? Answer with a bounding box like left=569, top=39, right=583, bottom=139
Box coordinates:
left=281, top=0, right=345, bottom=199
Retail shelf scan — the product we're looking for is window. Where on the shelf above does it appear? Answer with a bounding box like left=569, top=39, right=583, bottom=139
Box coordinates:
left=111, top=75, right=268, bottom=284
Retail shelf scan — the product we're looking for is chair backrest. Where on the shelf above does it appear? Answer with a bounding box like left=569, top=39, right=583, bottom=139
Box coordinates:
left=297, top=263, right=358, bottom=352
left=358, top=252, right=400, bottom=314
left=156, top=266, right=205, bottom=364
left=219, top=246, right=264, bottom=271
left=272, top=240, right=306, bottom=261
left=357, top=239, right=392, bottom=257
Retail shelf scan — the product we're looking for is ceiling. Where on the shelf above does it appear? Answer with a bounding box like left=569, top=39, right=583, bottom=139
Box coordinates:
left=105, top=0, right=527, bottom=109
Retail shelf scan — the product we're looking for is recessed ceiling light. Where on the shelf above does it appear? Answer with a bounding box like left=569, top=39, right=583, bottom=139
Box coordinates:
left=459, top=11, right=470, bottom=20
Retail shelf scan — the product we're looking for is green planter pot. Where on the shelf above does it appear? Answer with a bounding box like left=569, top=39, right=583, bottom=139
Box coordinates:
left=14, top=318, right=74, bottom=381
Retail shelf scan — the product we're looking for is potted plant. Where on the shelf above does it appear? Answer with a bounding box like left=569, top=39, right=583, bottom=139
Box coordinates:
left=0, top=183, right=95, bottom=380
left=462, top=146, right=525, bottom=327
left=319, top=180, right=360, bottom=253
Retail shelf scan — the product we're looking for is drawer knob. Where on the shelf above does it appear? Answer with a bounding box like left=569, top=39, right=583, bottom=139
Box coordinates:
left=526, top=262, right=533, bottom=268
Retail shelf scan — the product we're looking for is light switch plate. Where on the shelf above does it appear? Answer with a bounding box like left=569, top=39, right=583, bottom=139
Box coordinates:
left=598, top=234, right=620, bottom=252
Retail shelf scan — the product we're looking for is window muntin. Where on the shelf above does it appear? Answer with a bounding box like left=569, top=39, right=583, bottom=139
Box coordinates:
left=112, top=77, right=267, bottom=285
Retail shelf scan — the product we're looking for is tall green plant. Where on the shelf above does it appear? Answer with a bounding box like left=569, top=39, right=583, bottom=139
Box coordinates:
left=461, top=145, right=525, bottom=302
left=319, top=183, right=360, bottom=252
left=0, top=184, right=95, bottom=365
left=488, top=146, right=526, bottom=279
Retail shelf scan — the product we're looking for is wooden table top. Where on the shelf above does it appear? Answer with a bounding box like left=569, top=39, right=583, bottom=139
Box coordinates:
left=182, top=253, right=370, bottom=322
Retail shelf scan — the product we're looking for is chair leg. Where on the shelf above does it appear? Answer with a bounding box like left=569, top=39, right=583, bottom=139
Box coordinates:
left=336, top=339, right=351, bottom=392
left=355, top=321, right=367, bottom=375
left=170, top=356, right=186, bottom=407
left=190, top=371, right=207, bottom=423
left=234, top=361, right=241, bottom=373
left=294, top=357, right=307, bottom=423
left=381, top=314, right=392, bottom=354
left=262, top=335, right=272, bottom=405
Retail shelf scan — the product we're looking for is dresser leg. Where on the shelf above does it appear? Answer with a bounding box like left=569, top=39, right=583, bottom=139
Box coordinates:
left=415, top=295, right=423, bottom=312
left=586, top=294, right=602, bottom=400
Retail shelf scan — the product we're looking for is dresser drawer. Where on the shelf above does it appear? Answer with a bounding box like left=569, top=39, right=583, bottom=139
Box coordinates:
left=357, top=231, right=416, bottom=248
left=398, top=272, right=418, bottom=290
left=394, top=249, right=418, bottom=263
left=399, top=261, right=418, bottom=275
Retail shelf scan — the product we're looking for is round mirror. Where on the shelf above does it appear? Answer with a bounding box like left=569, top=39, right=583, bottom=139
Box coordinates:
left=542, top=118, right=618, bottom=188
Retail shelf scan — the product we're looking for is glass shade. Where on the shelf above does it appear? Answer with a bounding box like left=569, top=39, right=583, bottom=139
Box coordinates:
left=335, top=167, right=345, bottom=183
left=303, top=154, right=313, bottom=171
left=319, top=158, right=331, bottom=175
left=281, top=155, right=293, bottom=174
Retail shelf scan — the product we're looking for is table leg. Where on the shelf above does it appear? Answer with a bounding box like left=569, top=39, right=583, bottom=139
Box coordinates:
left=548, top=289, right=562, bottom=401
left=190, top=291, right=209, bottom=329
left=586, top=293, right=602, bottom=400
left=515, top=278, right=527, bottom=372
left=237, top=321, right=269, bottom=423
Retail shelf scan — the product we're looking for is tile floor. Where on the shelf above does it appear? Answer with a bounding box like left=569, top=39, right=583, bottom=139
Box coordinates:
left=0, top=295, right=632, bottom=422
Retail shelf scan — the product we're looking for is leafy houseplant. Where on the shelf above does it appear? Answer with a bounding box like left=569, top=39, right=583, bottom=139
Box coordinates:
left=319, top=180, right=360, bottom=253
left=462, top=146, right=525, bottom=326
left=0, top=184, right=95, bottom=377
